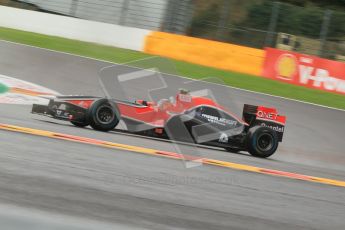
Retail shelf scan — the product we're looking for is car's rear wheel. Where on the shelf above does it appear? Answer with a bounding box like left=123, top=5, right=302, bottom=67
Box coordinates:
left=246, top=126, right=278, bottom=158
left=88, top=99, right=120, bottom=131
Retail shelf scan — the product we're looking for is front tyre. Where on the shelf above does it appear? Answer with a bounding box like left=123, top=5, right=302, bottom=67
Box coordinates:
left=88, top=99, right=120, bottom=131
left=246, top=126, right=278, bottom=158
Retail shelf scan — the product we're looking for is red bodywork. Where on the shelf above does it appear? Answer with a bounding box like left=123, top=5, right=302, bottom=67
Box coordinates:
left=64, top=94, right=246, bottom=127
left=63, top=94, right=285, bottom=128
left=256, top=106, right=286, bottom=125
left=116, top=94, right=245, bottom=128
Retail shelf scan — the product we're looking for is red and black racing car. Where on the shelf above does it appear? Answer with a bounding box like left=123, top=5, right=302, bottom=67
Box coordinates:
left=32, top=90, right=286, bottom=158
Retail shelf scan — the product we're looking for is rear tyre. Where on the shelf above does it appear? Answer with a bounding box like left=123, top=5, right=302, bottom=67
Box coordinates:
left=246, top=126, right=278, bottom=158
left=88, top=99, right=120, bottom=131
left=71, top=120, right=89, bottom=128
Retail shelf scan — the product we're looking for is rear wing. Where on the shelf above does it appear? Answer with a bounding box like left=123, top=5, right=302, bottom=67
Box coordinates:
left=242, top=104, right=286, bottom=142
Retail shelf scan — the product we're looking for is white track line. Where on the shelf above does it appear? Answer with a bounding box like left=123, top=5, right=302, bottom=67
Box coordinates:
left=1, top=39, right=344, bottom=112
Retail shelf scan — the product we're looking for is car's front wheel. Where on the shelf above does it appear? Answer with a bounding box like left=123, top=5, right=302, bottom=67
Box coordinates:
left=246, top=126, right=278, bottom=158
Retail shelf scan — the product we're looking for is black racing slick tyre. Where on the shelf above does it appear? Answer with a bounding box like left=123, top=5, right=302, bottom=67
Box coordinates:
left=246, top=126, right=278, bottom=158
left=71, top=120, right=89, bottom=128
left=88, top=99, right=120, bottom=131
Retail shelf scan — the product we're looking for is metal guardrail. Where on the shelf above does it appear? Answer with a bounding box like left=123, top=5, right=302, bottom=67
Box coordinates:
left=1, top=0, right=345, bottom=59
left=2, top=0, right=193, bottom=32
left=188, top=0, right=345, bottom=59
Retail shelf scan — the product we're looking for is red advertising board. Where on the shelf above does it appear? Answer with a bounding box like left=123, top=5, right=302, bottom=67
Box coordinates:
left=262, top=48, right=345, bottom=95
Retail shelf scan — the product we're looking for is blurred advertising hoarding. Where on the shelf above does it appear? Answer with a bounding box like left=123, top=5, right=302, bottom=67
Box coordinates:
left=262, top=48, right=345, bottom=95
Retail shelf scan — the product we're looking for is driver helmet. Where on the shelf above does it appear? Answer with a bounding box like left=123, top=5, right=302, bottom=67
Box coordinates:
left=178, top=88, right=190, bottom=95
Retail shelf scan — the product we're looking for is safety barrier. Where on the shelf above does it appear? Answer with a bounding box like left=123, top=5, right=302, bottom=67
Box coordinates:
left=0, top=6, right=265, bottom=75
left=0, top=6, right=151, bottom=51
left=263, top=48, right=345, bottom=95
left=144, top=31, right=265, bottom=76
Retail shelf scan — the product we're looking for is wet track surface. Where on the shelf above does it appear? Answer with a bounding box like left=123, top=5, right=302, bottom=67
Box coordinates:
left=0, top=40, right=345, bottom=229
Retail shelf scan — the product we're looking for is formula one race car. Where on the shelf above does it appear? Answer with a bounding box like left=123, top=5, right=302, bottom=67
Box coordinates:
left=32, top=90, right=286, bottom=158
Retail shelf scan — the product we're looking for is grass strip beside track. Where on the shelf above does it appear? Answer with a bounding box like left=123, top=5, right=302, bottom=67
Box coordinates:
left=1, top=123, right=345, bottom=188
left=0, top=27, right=344, bottom=109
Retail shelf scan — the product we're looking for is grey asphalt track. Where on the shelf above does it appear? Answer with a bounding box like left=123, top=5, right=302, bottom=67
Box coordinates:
left=0, top=40, right=345, bottom=230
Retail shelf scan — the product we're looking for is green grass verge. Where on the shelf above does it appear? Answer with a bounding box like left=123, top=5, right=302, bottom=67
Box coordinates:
left=0, top=27, right=344, bottom=109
